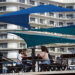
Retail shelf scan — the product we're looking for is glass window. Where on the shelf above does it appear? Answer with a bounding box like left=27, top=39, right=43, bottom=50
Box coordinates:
left=0, top=7, right=2, bottom=11
left=20, top=43, right=25, bottom=48
left=30, top=0, right=35, bottom=5
left=49, top=12, right=54, bottom=16
left=20, top=26, right=25, bottom=30
left=40, top=2, right=45, bottom=5
left=58, top=6, right=63, bottom=8
left=0, top=43, right=8, bottom=48
left=68, top=48, right=75, bottom=53
left=0, top=24, right=7, bottom=29
left=3, top=6, right=6, bottom=10
left=0, top=6, right=6, bottom=11
left=0, top=0, right=6, bottom=2
left=19, top=7, right=25, bottom=10
left=31, top=26, right=36, bottom=29
left=40, top=13, right=45, bottom=15
left=59, top=14, right=63, bottom=18
left=40, top=19, right=44, bottom=24
left=60, top=48, right=65, bottom=52
left=66, top=14, right=73, bottom=18
left=50, top=21, right=54, bottom=25
left=30, top=17, right=35, bottom=22
left=50, top=47, right=55, bottom=52
left=67, top=22, right=73, bottom=25
left=19, top=0, right=25, bottom=3
left=59, top=22, right=63, bottom=26
left=2, top=52, right=8, bottom=57
left=66, top=6, right=73, bottom=9
left=0, top=34, right=7, bottom=39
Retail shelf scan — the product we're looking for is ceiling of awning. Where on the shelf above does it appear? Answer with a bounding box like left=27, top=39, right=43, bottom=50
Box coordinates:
left=10, top=32, right=75, bottom=47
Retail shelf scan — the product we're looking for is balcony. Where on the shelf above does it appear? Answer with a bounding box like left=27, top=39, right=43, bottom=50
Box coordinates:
left=0, top=0, right=24, bottom=3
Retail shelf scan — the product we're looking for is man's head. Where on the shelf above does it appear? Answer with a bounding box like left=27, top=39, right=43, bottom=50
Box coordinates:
left=19, top=50, right=23, bottom=54
left=23, top=49, right=27, bottom=54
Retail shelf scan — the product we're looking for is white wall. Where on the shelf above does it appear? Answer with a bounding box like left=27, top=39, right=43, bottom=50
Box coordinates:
left=50, top=0, right=75, bottom=3
left=8, top=33, right=19, bottom=39
left=7, top=0, right=18, bottom=2
left=7, top=5, right=18, bottom=11
left=7, top=24, right=18, bottom=30
left=8, top=43, right=18, bottom=49
left=7, top=51, right=18, bottom=58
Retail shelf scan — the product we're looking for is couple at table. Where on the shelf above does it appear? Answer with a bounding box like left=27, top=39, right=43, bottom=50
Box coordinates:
left=17, top=46, right=51, bottom=72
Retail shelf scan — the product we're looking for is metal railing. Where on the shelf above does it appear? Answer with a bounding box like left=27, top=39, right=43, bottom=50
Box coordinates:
left=0, top=56, right=75, bottom=74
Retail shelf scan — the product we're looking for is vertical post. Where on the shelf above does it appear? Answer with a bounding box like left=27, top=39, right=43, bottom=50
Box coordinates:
left=0, top=52, right=3, bottom=73
left=67, top=58, right=69, bottom=70
left=32, top=48, right=35, bottom=72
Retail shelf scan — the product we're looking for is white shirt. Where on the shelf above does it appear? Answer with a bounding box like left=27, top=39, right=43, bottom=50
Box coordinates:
left=17, top=53, right=22, bottom=64
left=17, top=54, right=22, bottom=61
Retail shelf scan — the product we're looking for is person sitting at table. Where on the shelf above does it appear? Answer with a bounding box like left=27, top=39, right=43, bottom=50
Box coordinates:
left=38, top=46, right=50, bottom=71
left=16, top=50, right=23, bottom=72
left=17, top=50, right=23, bottom=65
left=22, top=49, right=32, bottom=72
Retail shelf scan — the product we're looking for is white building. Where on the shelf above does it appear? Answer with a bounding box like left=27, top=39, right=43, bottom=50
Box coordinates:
left=0, top=0, right=75, bottom=60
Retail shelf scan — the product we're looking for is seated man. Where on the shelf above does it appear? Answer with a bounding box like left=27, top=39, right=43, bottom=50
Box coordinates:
left=16, top=50, right=23, bottom=72
left=22, top=49, right=32, bottom=72
left=17, top=50, right=23, bottom=65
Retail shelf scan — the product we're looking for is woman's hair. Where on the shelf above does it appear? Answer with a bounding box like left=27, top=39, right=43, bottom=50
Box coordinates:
left=41, top=46, right=49, bottom=53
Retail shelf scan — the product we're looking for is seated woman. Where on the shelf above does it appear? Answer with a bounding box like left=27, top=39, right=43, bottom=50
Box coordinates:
left=38, top=46, right=50, bottom=71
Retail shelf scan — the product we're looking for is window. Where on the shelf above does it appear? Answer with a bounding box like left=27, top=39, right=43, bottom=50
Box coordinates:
left=60, top=48, right=65, bottom=52
left=58, top=6, right=63, bottom=8
left=19, top=0, right=25, bottom=3
left=0, top=0, right=6, bottom=2
left=50, top=47, right=55, bottom=52
left=30, top=17, right=35, bottom=22
left=0, top=6, right=6, bottom=11
left=20, top=43, right=25, bottom=48
left=66, top=14, right=73, bottom=18
left=40, top=13, right=45, bottom=15
left=59, top=14, right=63, bottom=18
left=67, top=22, right=73, bottom=25
left=40, top=19, right=44, bottom=24
left=0, top=34, right=7, bottom=39
left=30, top=0, right=35, bottom=5
left=68, top=48, right=75, bottom=53
left=19, top=7, right=25, bottom=10
left=40, top=2, right=45, bottom=5
left=0, top=24, right=7, bottom=29
left=2, top=52, right=8, bottom=57
left=20, top=26, right=25, bottom=30
left=59, top=22, right=63, bottom=26
left=49, top=21, right=54, bottom=25
left=0, top=43, right=8, bottom=48
left=49, top=12, right=54, bottom=16
left=31, top=26, right=36, bottom=29
left=66, top=6, right=73, bottom=9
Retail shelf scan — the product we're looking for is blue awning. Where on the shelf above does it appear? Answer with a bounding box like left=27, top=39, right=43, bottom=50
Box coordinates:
left=10, top=32, right=75, bottom=47
left=0, top=5, right=75, bottom=29
left=0, top=14, right=30, bottom=29
left=31, top=25, right=75, bottom=35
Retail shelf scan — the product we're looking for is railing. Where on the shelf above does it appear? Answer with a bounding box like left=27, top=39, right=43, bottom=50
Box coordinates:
left=0, top=56, right=75, bottom=74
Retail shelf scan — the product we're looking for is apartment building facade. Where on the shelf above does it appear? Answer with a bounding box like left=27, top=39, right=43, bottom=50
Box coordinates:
left=0, top=0, right=75, bottom=60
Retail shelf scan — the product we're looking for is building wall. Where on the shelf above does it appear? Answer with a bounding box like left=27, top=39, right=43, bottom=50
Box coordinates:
left=50, top=0, right=75, bottom=3
left=0, top=0, right=75, bottom=59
